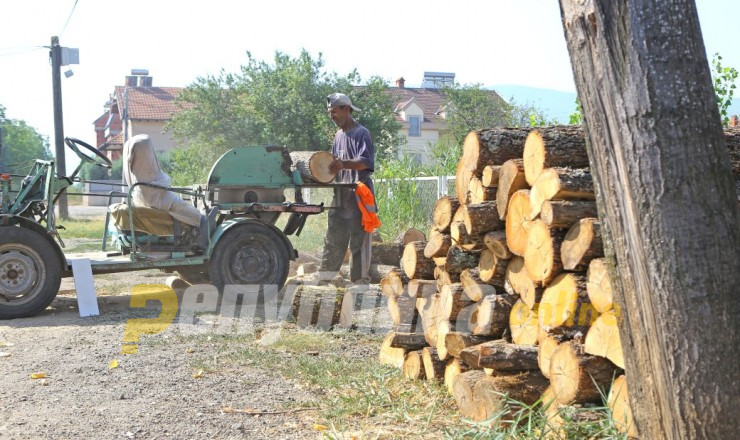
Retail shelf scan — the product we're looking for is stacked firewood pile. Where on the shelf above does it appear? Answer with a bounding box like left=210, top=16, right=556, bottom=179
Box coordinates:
left=378, top=125, right=639, bottom=435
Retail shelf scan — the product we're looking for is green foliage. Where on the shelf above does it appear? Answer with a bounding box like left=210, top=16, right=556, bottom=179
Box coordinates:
left=166, top=50, right=402, bottom=184
left=79, top=158, right=122, bottom=181
left=569, top=98, right=583, bottom=125
left=711, top=53, right=738, bottom=126
left=0, top=104, right=53, bottom=174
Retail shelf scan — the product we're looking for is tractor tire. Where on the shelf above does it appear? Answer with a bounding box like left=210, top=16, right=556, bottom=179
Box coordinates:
left=0, top=227, right=62, bottom=319
left=208, top=223, right=290, bottom=291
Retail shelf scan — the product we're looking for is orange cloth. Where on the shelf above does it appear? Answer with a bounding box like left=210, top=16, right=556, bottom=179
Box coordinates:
left=355, top=182, right=381, bottom=233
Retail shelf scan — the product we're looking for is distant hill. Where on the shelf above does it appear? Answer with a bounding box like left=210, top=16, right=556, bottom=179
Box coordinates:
left=493, top=84, right=740, bottom=124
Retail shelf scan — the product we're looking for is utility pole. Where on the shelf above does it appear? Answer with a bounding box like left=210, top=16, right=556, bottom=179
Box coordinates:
left=50, top=36, right=68, bottom=219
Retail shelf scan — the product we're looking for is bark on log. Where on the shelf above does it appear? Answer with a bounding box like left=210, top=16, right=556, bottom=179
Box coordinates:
left=463, top=202, right=504, bottom=236
left=468, top=293, right=517, bottom=336
left=440, top=283, right=475, bottom=325
left=406, top=279, right=437, bottom=299
left=424, top=230, right=452, bottom=259
left=496, top=159, right=529, bottom=219
left=403, top=350, right=426, bottom=380
left=452, top=370, right=489, bottom=420
left=469, top=176, right=498, bottom=204
left=444, top=358, right=470, bottom=394
left=537, top=273, right=594, bottom=341
left=443, top=331, right=493, bottom=358
left=483, top=230, right=512, bottom=260
left=584, top=310, right=624, bottom=369
left=290, top=285, right=343, bottom=330
left=509, top=299, right=539, bottom=345
left=586, top=258, right=613, bottom=314
left=537, top=326, right=588, bottom=378
left=529, top=167, right=595, bottom=220
left=379, top=332, right=406, bottom=368
left=380, top=268, right=408, bottom=298
left=608, top=375, right=638, bottom=438
left=460, top=268, right=497, bottom=302
left=434, top=266, right=459, bottom=290
left=445, top=246, right=481, bottom=274
left=561, top=218, right=603, bottom=271
left=477, top=248, right=507, bottom=287
left=390, top=332, right=427, bottom=351
left=461, top=128, right=531, bottom=175
left=550, top=341, right=621, bottom=405
left=289, top=151, right=336, bottom=184
left=473, top=371, right=550, bottom=423
left=505, top=189, right=533, bottom=256
left=524, top=220, right=565, bottom=286
left=522, top=125, right=588, bottom=186
left=450, top=220, right=483, bottom=251
left=402, top=241, right=435, bottom=279
left=387, top=294, right=418, bottom=328
left=432, top=196, right=460, bottom=233
left=481, top=165, right=502, bottom=188
left=504, top=256, right=542, bottom=310
left=540, top=200, right=599, bottom=229
left=461, top=340, right=539, bottom=371
left=398, top=228, right=426, bottom=246
left=372, top=242, right=403, bottom=267
left=422, top=346, right=447, bottom=382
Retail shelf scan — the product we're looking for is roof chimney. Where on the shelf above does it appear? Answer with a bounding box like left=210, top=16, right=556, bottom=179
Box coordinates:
left=731, top=115, right=738, bottom=127
left=125, top=75, right=138, bottom=87
left=139, top=76, right=153, bottom=87
left=395, top=77, right=405, bottom=88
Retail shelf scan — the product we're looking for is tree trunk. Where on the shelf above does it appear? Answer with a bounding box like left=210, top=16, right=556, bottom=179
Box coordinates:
left=586, top=258, right=614, bottom=314
left=379, top=332, right=406, bottom=368
left=445, top=246, right=481, bottom=274
left=529, top=167, right=594, bottom=219
left=505, top=189, right=533, bottom=256
left=509, top=299, right=539, bottom=345
left=444, top=358, right=470, bottom=394
left=504, top=256, right=543, bottom=310
left=483, top=230, right=512, bottom=260
left=424, top=230, right=452, bottom=259
left=522, top=125, right=588, bottom=185
left=402, top=241, right=435, bottom=279
left=468, top=293, right=516, bottom=336
left=452, top=370, right=489, bottom=420
left=407, top=279, right=437, bottom=299
left=537, top=273, right=594, bottom=340
left=461, top=340, right=539, bottom=372
left=464, top=202, right=504, bottom=236
left=524, top=220, right=565, bottom=286
left=432, top=196, right=460, bottom=233
left=561, top=218, right=603, bottom=271
left=540, top=200, right=599, bottom=229
left=550, top=341, right=621, bottom=405
left=390, top=332, right=427, bottom=351
left=481, top=165, right=502, bottom=188
left=461, top=128, right=531, bottom=175
left=460, top=268, right=497, bottom=302
left=584, top=310, right=624, bottom=369
left=372, top=242, right=402, bottom=267
left=403, top=350, right=426, bottom=380
left=422, top=346, right=447, bottom=382
left=469, top=176, right=498, bottom=204
left=473, top=371, right=550, bottom=423
left=561, top=1, right=739, bottom=436
left=496, top=159, right=529, bottom=219
left=608, top=375, right=638, bottom=438
left=289, top=151, right=336, bottom=183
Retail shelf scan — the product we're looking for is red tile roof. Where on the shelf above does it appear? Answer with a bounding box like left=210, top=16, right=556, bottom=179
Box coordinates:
left=100, top=132, right=124, bottom=151
left=114, top=86, right=191, bottom=120
left=385, top=87, right=449, bottom=123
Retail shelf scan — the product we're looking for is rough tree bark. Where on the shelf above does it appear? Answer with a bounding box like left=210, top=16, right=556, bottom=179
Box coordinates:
left=559, top=1, right=739, bottom=438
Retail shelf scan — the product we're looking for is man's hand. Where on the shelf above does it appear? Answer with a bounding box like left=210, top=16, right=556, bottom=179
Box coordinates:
left=329, top=158, right=344, bottom=174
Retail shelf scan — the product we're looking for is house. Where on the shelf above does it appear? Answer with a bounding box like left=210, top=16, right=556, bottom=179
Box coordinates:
left=94, top=70, right=189, bottom=160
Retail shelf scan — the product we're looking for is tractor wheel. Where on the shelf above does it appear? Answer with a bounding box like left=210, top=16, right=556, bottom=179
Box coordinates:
left=0, top=227, right=62, bottom=319
left=208, top=223, right=290, bottom=291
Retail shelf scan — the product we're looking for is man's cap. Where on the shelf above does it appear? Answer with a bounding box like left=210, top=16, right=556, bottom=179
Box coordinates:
left=327, top=92, right=361, bottom=112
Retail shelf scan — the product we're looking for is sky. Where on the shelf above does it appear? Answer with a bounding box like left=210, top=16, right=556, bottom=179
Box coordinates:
left=0, top=0, right=738, bottom=173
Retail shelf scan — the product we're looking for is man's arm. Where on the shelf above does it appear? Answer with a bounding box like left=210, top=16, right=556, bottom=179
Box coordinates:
left=329, top=158, right=371, bottom=174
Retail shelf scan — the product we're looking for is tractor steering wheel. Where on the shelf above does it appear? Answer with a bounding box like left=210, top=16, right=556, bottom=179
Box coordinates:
left=64, top=137, right=112, bottom=169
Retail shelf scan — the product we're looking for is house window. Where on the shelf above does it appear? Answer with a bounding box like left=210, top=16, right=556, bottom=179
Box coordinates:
left=408, top=116, right=421, bottom=137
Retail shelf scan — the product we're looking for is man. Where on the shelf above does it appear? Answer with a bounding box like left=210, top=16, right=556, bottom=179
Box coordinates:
left=319, top=92, right=376, bottom=284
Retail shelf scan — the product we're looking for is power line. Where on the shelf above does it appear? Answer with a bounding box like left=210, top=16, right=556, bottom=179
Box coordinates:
left=59, top=0, right=80, bottom=37
left=0, top=46, right=45, bottom=57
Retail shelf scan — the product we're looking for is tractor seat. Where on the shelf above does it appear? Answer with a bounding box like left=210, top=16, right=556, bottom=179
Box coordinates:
left=109, top=202, right=175, bottom=237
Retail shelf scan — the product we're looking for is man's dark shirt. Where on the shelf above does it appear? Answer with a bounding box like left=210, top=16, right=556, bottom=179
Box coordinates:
left=332, top=123, right=375, bottom=219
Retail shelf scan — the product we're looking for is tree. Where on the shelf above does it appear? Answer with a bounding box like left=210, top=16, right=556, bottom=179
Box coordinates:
left=560, top=1, right=738, bottom=438
left=711, top=53, right=738, bottom=126
left=0, top=104, right=53, bottom=173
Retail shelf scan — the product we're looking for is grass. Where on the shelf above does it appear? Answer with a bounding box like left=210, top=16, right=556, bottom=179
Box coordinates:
left=58, top=218, right=107, bottom=239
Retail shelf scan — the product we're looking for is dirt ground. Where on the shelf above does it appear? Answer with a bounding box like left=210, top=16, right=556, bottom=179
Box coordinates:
left=0, top=266, right=392, bottom=440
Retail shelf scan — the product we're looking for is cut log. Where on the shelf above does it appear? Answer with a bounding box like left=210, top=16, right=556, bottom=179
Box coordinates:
left=469, top=176, right=498, bottom=204
left=538, top=273, right=594, bottom=341
left=435, top=320, right=452, bottom=360
left=402, top=241, right=435, bottom=279
left=455, top=161, right=473, bottom=204
left=585, top=310, right=624, bottom=369
left=422, top=346, right=447, bottom=382
left=460, top=268, right=497, bottom=302
left=402, top=350, right=426, bottom=380
left=468, top=293, right=517, bottom=336
left=407, top=279, right=438, bottom=299
left=434, top=266, right=459, bottom=290
left=380, top=268, right=408, bottom=298
left=496, top=159, right=528, bottom=220
left=541, top=385, right=565, bottom=435
left=291, top=285, right=343, bottom=330
left=483, top=230, right=512, bottom=260
left=529, top=167, right=595, bottom=219
left=481, top=165, right=502, bottom=188
left=433, top=257, right=448, bottom=267
left=608, top=375, right=638, bottom=438
left=444, top=331, right=493, bottom=358
left=445, top=246, right=481, bottom=274
left=289, top=151, right=336, bottom=184
left=372, top=242, right=403, bottom=266
left=424, top=230, right=452, bottom=259
left=473, top=371, right=550, bottom=423
left=418, top=293, right=442, bottom=346
left=398, top=228, right=426, bottom=246
left=440, top=283, right=475, bottom=325
left=450, top=220, right=483, bottom=251
left=522, top=125, right=588, bottom=186
left=504, top=256, right=542, bottom=310
left=478, top=248, right=507, bottom=287
left=586, top=258, right=614, bottom=314
left=379, top=332, right=406, bottom=368
left=505, top=189, right=533, bottom=256
left=550, top=341, right=621, bottom=405
left=387, top=294, right=418, bottom=328
left=461, top=128, right=531, bottom=175
left=444, top=358, right=470, bottom=394
left=432, top=196, right=460, bottom=233
left=509, top=299, right=539, bottom=345
left=390, top=332, right=427, bottom=351
left=537, top=326, right=588, bottom=378
left=452, top=370, right=489, bottom=420
left=463, top=202, right=504, bottom=236
left=561, top=218, right=603, bottom=271
left=541, top=200, right=599, bottom=229
left=462, top=340, right=539, bottom=371
left=524, top=220, right=565, bottom=286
